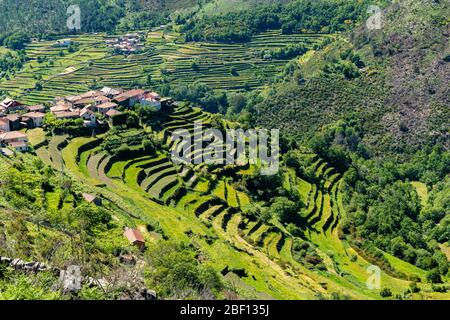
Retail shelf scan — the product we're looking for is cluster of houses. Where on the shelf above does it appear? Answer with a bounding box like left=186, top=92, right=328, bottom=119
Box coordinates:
left=0, top=87, right=171, bottom=154
left=105, top=33, right=144, bottom=54
left=54, top=39, right=73, bottom=47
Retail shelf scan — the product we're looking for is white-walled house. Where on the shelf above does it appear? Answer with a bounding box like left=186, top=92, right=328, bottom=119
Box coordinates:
left=22, top=112, right=45, bottom=128
left=0, top=131, right=28, bottom=151
left=140, top=92, right=161, bottom=111
left=0, top=117, right=10, bottom=132
left=96, top=102, right=118, bottom=116
left=55, top=39, right=73, bottom=47
left=80, top=108, right=97, bottom=127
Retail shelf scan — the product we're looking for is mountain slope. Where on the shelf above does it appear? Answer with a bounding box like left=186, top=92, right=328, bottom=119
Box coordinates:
left=254, top=0, right=449, bottom=157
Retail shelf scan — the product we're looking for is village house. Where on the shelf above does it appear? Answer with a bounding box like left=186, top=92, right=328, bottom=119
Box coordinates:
left=105, top=108, right=122, bottom=119
left=100, top=87, right=123, bottom=99
left=106, top=33, right=144, bottom=54
left=0, top=131, right=28, bottom=152
left=96, top=102, right=118, bottom=116
left=6, top=114, right=21, bottom=131
left=22, top=112, right=45, bottom=128
left=55, top=111, right=80, bottom=120
left=71, top=95, right=110, bottom=109
left=114, top=89, right=145, bottom=108
left=80, top=108, right=97, bottom=127
left=140, top=92, right=162, bottom=111
left=161, top=97, right=175, bottom=109
left=54, top=39, right=73, bottom=47
left=26, top=105, right=46, bottom=113
left=0, top=98, right=24, bottom=113
left=65, top=91, right=104, bottom=107
left=0, top=117, right=10, bottom=132
left=0, top=147, right=14, bottom=157
left=82, top=193, right=102, bottom=206
left=123, top=228, right=145, bottom=251
left=51, top=104, right=72, bottom=114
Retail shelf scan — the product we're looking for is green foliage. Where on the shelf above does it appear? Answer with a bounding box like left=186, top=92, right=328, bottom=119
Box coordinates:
left=269, top=196, right=302, bottom=225
left=1, top=32, right=30, bottom=50
left=182, top=0, right=371, bottom=42
left=73, top=203, right=112, bottom=235
left=0, top=0, right=124, bottom=35
left=426, top=270, right=443, bottom=284
left=260, top=43, right=308, bottom=60
left=43, top=113, right=85, bottom=135
left=243, top=168, right=283, bottom=201
left=292, top=240, right=324, bottom=268
left=144, top=241, right=222, bottom=299
left=0, top=272, right=61, bottom=300
left=100, top=128, right=156, bottom=158
left=379, top=288, right=392, bottom=298
left=160, top=82, right=228, bottom=114
left=0, top=49, right=26, bottom=77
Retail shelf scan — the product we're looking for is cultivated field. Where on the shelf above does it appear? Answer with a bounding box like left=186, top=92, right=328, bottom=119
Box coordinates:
left=31, top=104, right=449, bottom=299
left=0, top=30, right=329, bottom=104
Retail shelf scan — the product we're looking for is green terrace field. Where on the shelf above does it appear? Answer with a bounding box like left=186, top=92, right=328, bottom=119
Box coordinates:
left=153, top=30, right=330, bottom=90
left=0, top=35, right=108, bottom=103
left=0, top=30, right=329, bottom=104
left=30, top=104, right=449, bottom=300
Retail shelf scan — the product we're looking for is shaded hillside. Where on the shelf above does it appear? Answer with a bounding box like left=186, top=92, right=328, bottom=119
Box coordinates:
left=254, top=0, right=449, bottom=157
left=0, top=0, right=199, bottom=36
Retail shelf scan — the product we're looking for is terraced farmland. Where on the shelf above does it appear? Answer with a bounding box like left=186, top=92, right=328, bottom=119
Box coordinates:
left=155, top=30, right=330, bottom=90
left=1, top=30, right=329, bottom=104
left=32, top=102, right=449, bottom=300
left=0, top=35, right=108, bottom=103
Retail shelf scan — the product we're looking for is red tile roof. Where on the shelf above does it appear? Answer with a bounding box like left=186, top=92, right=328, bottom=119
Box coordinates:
left=106, top=109, right=122, bottom=117
left=0, top=131, right=27, bottom=141
left=114, top=89, right=145, bottom=102
left=97, top=102, right=118, bottom=109
left=123, top=228, right=145, bottom=244
left=22, top=112, right=45, bottom=118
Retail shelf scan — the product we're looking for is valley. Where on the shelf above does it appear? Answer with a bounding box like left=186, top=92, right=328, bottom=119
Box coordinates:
left=0, top=0, right=448, bottom=302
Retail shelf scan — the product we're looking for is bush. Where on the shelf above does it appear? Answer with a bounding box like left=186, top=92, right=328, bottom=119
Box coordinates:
left=426, top=270, right=442, bottom=284
left=431, top=284, right=447, bottom=293
left=380, top=288, right=392, bottom=298
left=409, top=281, right=420, bottom=293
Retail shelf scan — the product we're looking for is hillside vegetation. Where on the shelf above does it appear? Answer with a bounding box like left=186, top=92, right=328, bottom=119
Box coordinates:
left=1, top=102, right=448, bottom=299
left=0, top=0, right=448, bottom=300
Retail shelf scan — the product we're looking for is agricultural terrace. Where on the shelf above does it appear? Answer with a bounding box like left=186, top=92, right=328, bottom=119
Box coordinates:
left=30, top=103, right=449, bottom=300
left=0, top=30, right=330, bottom=104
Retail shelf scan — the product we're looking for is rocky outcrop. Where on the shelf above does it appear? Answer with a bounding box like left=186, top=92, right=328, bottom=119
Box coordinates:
left=0, top=256, right=53, bottom=273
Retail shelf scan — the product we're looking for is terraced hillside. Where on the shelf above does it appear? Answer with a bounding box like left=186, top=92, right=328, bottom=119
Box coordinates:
left=0, top=30, right=329, bottom=104
left=152, top=30, right=330, bottom=90
left=31, top=104, right=449, bottom=299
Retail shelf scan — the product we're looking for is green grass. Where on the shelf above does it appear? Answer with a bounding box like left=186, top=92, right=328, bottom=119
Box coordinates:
left=411, top=181, right=428, bottom=206
left=26, top=128, right=47, bottom=147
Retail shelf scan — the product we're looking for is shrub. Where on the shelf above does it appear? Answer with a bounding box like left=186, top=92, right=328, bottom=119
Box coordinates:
left=409, top=281, right=420, bottom=293
left=380, top=288, right=392, bottom=298
left=426, top=270, right=442, bottom=284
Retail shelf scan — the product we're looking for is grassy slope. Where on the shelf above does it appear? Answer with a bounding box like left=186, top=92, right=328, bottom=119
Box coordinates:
left=46, top=101, right=449, bottom=300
